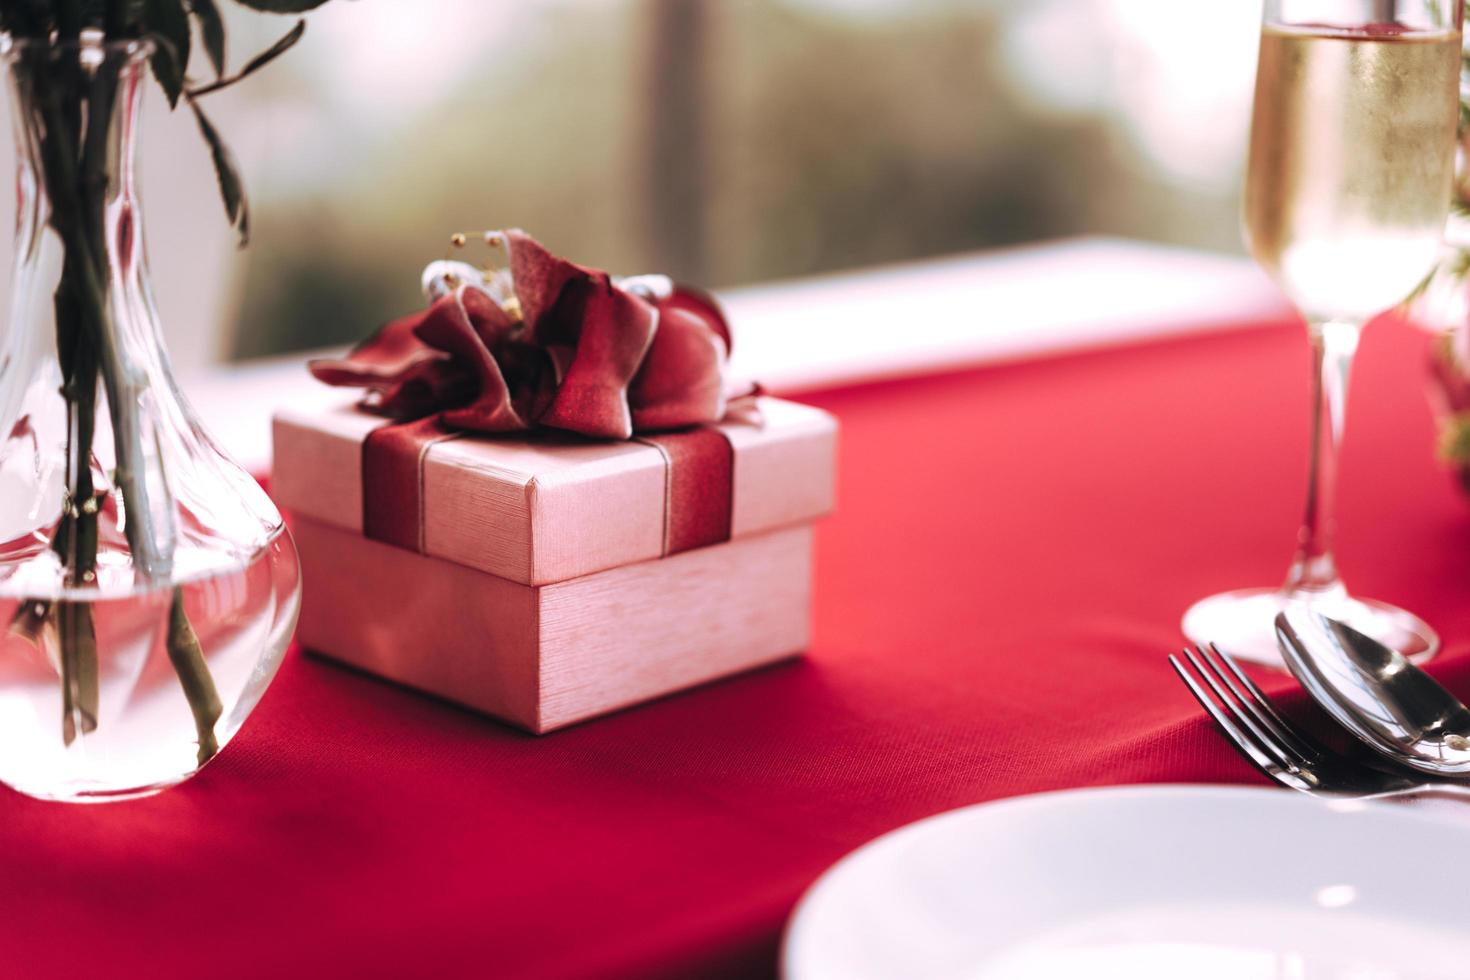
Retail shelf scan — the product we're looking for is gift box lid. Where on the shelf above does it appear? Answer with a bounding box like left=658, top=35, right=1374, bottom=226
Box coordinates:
left=272, top=396, right=837, bottom=587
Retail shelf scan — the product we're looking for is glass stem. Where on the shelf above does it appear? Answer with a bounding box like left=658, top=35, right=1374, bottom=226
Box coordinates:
left=1286, top=319, right=1359, bottom=595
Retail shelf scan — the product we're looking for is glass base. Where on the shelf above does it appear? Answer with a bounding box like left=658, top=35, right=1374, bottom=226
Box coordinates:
left=9, top=776, right=189, bottom=804
left=1181, top=588, right=1438, bottom=670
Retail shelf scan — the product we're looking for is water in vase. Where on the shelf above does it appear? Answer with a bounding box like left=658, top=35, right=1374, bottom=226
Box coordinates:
left=0, top=535, right=299, bottom=801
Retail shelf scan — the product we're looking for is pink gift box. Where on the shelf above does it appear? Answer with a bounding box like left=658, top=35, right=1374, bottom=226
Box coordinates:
left=271, top=397, right=837, bottom=732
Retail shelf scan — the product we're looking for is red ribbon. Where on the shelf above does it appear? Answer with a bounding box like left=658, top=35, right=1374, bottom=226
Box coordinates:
left=362, top=417, right=459, bottom=553
left=310, top=230, right=742, bottom=442
left=361, top=420, right=734, bottom=563
left=635, top=428, right=734, bottom=555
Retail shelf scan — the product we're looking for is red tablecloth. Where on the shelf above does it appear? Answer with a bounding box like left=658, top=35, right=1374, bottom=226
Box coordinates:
left=5, top=316, right=1470, bottom=979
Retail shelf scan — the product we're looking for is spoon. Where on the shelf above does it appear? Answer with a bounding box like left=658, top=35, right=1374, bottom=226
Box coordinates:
left=1274, top=609, right=1470, bottom=777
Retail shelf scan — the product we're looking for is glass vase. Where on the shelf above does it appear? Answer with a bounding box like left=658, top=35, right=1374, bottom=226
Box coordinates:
left=0, top=37, right=300, bottom=801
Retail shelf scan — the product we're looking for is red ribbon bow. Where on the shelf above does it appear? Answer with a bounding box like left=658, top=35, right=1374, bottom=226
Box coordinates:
left=309, top=230, right=742, bottom=440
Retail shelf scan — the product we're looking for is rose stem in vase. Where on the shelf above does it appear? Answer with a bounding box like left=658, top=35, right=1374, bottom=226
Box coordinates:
left=9, top=0, right=224, bottom=763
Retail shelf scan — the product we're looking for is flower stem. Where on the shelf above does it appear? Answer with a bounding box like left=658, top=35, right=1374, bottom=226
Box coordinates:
left=18, top=45, right=221, bottom=759
left=166, top=588, right=221, bottom=766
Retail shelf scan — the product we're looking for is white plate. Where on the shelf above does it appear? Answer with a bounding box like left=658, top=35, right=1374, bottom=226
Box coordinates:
left=783, top=785, right=1470, bottom=980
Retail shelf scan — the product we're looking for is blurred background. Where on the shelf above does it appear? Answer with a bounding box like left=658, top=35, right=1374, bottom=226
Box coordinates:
left=0, top=0, right=1263, bottom=373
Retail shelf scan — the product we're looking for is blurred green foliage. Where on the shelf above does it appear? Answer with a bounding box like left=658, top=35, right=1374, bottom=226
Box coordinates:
left=230, top=1, right=1190, bottom=359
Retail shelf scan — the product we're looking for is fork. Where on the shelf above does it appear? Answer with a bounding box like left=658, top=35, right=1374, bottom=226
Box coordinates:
left=1169, top=642, right=1470, bottom=804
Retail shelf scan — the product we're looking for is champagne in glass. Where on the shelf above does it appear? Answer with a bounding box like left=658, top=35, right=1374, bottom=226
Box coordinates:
left=1246, top=26, right=1459, bottom=323
left=1182, top=1, right=1460, bottom=666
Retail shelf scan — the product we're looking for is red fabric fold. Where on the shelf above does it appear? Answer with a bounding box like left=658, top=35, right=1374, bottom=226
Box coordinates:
left=309, top=230, right=737, bottom=441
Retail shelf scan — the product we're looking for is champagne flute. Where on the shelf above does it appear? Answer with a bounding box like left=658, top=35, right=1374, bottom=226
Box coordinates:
left=1182, top=0, right=1461, bottom=666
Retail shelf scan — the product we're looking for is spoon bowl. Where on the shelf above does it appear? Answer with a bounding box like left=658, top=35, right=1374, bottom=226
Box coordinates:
left=1274, top=609, right=1470, bottom=776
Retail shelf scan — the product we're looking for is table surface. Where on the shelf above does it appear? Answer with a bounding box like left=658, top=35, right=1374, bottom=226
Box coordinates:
left=5, top=313, right=1468, bottom=980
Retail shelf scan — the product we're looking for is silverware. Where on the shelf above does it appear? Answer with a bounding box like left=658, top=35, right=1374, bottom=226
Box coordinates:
left=1169, top=642, right=1470, bottom=804
left=1275, top=610, right=1470, bottom=777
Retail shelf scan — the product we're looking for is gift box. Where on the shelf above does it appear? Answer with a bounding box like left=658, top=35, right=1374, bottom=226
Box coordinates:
left=271, top=396, right=837, bottom=733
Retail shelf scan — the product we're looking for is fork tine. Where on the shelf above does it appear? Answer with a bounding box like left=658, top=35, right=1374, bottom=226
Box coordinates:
left=1203, top=642, right=1322, bottom=763
left=1168, top=653, right=1295, bottom=788
left=1180, top=645, right=1301, bottom=774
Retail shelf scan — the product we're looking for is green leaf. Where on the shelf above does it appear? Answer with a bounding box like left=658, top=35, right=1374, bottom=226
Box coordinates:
left=1440, top=412, right=1470, bottom=464
left=144, top=0, right=191, bottom=108
left=235, top=18, right=305, bottom=77
left=229, top=0, right=331, bottom=12
left=188, top=98, right=251, bottom=246
left=0, top=2, right=49, bottom=37
left=188, top=19, right=304, bottom=98
left=190, top=0, right=228, bottom=78
left=56, top=0, right=85, bottom=38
